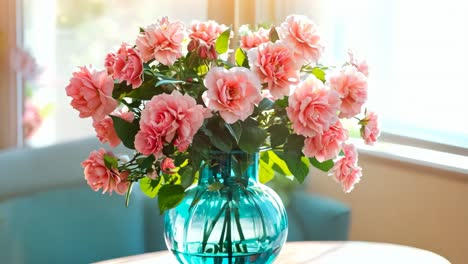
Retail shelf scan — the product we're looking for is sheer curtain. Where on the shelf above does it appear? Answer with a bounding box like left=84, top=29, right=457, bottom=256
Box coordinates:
left=255, top=0, right=468, bottom=153
left=22, top=0, right=209, bottom=147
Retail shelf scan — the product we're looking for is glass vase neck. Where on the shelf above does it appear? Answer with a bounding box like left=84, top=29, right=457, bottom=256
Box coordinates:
left=198, top=151, right=259, bottom=186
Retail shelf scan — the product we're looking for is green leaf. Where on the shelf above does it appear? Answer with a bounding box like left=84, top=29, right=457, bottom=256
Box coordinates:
left=191, top=133, right=211, bottom=171
left=235, top=48, right=249, bottom=67
left=311, top=67, right=326, bottom=82
left=215, top=28, right=231, bottom=54
left=139, top=177, right=162, bottom=198
left=139, top=155, right=155, bottom=170
left=238, top=119, right=268, bottom=154
left=112, top=82, right=133, bottom=99
left=179, top=165, right=195, bottom=189
left=257, top=98, right=274, bottom=111
left=259, top=158, right=275, bottom=184
left=269, top=26, right=280, bottom=43
left=155, top=79, right=185, bottom=87
left=126, top=80, right=164, bottom=100
left=203, top=118, right=233, bottom=152
left=125, top=182, right=133, bottom=207
left=225, top=122, right=242, bottom=143
left=283, top=134, right=309, bottom=183
left=274, top=97, right=288, bottom=108
left=310, top=157, right=334, bottom=172
left=268, top=124, right=289, bottom=148
left=110, top=116, right=139, bottom=149
left=270, top=151, right=292, bottom=176
left=158, top=184, right=185, bottom=214
left=103, top=154, right=118, bottom=169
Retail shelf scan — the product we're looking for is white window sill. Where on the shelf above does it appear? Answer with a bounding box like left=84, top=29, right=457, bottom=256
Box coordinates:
left=350, top=138, right=468, bottom=175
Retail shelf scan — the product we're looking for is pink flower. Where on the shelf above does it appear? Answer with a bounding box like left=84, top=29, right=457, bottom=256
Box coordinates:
left=348, top=49, right=369, bottom=77
left=135, top=90, right=211, bottom=157
left=104, top=52, right=116, bottom=75
left=303, top=120, right=349, bottom=162
left=188, top=20, right=229, bottom=60
left=81, top=149, right=129, bottom=195
left=287, top=76, right=341, bottom=137
left=161, top=158, right=176, bottom=174
left=278, top=15, right=323, bottom=65
left=328, top=66, right=368, bottom=119
left=331, top=143, right=362, bottom=193
left=240, top=26, right=270, bottom=50
left=11, top=47, right=42, bottom=80
left=23, top=101, right=43, bottom=139
left=136, top=17, right=185, bottom=65
left=111, top=43, right=143, bottom=88
left=203, top=67, right=262, bottom=124
left=65, top=66, right=118, bottom=121
left=93, top=110, right=134, bottom=147
left=360, top=111, right=380, bottom=145
left=247, top=41, right=300, bottom=99
left=135, top=126, right=165, bottom=158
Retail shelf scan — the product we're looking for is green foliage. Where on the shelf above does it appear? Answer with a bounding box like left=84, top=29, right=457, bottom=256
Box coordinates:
left=225, top=122, right=242, bottom=144
left=311, top=67, right=326, bottom=82
left=268, top=124, right=289, bottom=148
left=310, top=157, right=334, bottom=172
left=140, top=177, right=162, bottom=198
left=158, top=184, right=185, bottom=214
left=259, top=158, right=275, bottom=183
left=238, top=119, right=268, bottom=154
left=235, top=48, right=249, bottom=67
left=103, top=154, right=118, bottom=169
left=215, top=28, right=231, bottom=54
left=110, top=115, right=139, bottom=149
left=269, top=26, right=280, bottom=43
left=283, top=134, right=310, bottom=183
left=203, top=118, right=233, bottom=152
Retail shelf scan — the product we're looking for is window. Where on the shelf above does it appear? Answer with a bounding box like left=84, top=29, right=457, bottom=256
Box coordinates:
left=18, top=0, right=468, bottom=159
left=22, top=0, right=208, bottom=147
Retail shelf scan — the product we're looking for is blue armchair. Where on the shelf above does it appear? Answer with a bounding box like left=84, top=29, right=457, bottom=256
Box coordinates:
left=0, top=138, right=350, bottom=263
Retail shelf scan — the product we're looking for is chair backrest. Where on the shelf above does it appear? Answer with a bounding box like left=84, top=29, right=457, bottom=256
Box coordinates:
left=0, top=138, right=156, bottom=264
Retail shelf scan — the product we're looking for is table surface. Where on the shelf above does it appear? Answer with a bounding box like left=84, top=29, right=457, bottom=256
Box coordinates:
left=95, top=241, right=450, bottom=264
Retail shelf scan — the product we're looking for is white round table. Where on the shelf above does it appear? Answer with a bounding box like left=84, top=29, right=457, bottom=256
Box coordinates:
left=95, top=241, right=451, bottom=264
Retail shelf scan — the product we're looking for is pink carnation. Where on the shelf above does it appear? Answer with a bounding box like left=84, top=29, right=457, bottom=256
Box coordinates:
left=136, top=17, right=185, bottom=65
left=331, top=143, right=362, bottom=193
left=81, top=149, right=129, bottom=195
left=65, top=66, right=118, bottom=121
left=135, top=90, right=211, bottom=157
left=248, top=41, right=300, bottom=99
left=303, top=120, right=349, bottom=162
left=110, top=43, right=143, bottom=88
left=328, top=66, right=368, bottom=119
left=188, top=20, right=228, bottom=60
left=287, top=76, right=341, bottom=137
left=161, top=158, right=176, bottom=174
left=104, top=52, right=116, bottom=75
left=360, top=111, right=380, bottom=145
left=240, top=27, right=270, bottom=50
left=23, top=101, right=43, bottom=139
left=203, top=67, right=262, bottom=124
left=93, top=110, right=134, bottom=147
left=348, top=49, right=369, bottom=77
left=278, top=15, right=323, bottom=65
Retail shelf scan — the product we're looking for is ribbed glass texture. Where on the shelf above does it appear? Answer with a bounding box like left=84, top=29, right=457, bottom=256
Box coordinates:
left=164, top=151, right=288, bottom=264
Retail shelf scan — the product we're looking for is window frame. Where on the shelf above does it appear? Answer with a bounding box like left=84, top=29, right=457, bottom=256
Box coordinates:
left=0, top=0, right=23, bottom=149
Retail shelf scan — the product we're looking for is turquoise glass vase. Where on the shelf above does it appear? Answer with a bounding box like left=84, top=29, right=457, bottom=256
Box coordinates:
left=164, top=151, right=288, bottom=264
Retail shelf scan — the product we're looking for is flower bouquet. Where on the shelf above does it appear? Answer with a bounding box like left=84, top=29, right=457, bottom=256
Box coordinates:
left=66, top=14, right=379, bottom=263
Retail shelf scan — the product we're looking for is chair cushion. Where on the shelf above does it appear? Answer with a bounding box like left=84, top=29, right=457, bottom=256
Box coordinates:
left=287, top=192, right=350, bottom=241
left=0, top=186, right=146, bottom=264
